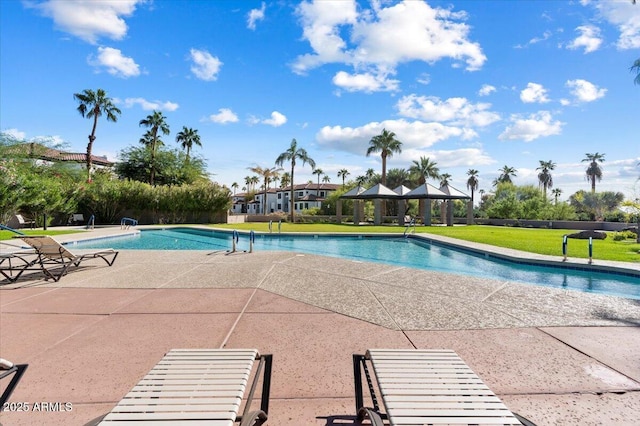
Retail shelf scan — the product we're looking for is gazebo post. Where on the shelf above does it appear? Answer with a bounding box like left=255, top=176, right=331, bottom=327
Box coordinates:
left=424, top=200, right=432, bottom=226
left=447, top=199, right=454, bottom=226
left=397, top=200, right=406, bottom=225
left=336, top=199, right=342, bottom=223
left=374, top=199, right=382, bottom=225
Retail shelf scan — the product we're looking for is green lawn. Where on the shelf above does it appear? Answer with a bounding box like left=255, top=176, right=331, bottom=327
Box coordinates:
left=0, top=229, right=80, bottom=241
left=211, top=223, right=640, bottom=263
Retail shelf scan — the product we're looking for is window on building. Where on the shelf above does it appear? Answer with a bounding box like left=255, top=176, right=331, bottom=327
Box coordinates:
left=277, top=193, right=281, bottom=199
left=277, top=204, right=281, bottom=209
left=298, top=191, right=304, bottom=197
left=320, top=191, right=325, bottom=197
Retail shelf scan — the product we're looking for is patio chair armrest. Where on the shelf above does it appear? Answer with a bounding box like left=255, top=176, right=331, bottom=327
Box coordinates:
left=238, top=410, right=268, bottom=426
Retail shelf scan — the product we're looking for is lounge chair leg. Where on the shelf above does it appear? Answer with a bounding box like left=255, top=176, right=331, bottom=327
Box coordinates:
left=239, top=410, right=267, bottom=426
left=356, top=407, right=385, bottom=426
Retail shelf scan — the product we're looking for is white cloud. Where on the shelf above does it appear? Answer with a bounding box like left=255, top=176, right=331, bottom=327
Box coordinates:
left=520, top=82, right=550, bottom=103
left=316, top=119, right=474, bottom=156
left=88, top=47, right=140, bottom=78
left=478, top=84, right=496, bottom=96
left=567, top=25, right=602, bottom=53
left=403, top=147, right=495, bottom=168
left=586, top=0, right=640, bottom=50
left=515, top=30, right=552, bottom=48
left=120, top=97, right=179, bottom=111
left=247, top=2, right=266, bottom=30
left=189, top=48, right=222, bottom=81
left=396, top=95, right=500, bottom=127
left=262, top=111, right=287, bottom=127
left=1, top=128, right=26, bottom=140
left=499, top=111, right=564, bottom=142
left=332, top=70, right=399, bottom=93
left=416, top=73, right=431, bottom=85
left=31, top=0, right=142, bottom=44
left=566, top=79, right=607, bottom=103
left=293, top=0, right=486, bottom=92
left=207, top=108, right=239, bottom=124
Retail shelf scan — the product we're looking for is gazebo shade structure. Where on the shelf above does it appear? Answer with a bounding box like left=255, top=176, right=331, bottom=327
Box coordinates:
left=404, top=183, right=448, bottom=199
left=393, top=185, right=413, bottom=196
left=357, top=183, right=400, bottom=199
left=438, top=184, right=471, bottom=199
left=340, top=185, right=367, bottom=199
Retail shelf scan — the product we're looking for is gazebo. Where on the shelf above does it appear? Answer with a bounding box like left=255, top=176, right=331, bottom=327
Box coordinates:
left=339, top=182, right=471, bottom=226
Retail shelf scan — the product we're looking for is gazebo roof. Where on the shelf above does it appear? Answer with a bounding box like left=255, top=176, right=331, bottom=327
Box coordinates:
left=438, top=184, right=471, bottom=199
left=393, top=185, right=413, bottom=196
left=340, top=185, right=367, bottom=199
left=404, top=183, right=448, bottom=199
left=358, top=183, right=400, bottom=199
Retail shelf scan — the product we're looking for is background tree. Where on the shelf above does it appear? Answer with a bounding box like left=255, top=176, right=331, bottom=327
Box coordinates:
left=552, top=188, right=562, bottom=205
left=337, top=168, right=350, bottom=188
left=410, top=156, right=440, bottom=185
left=313, top=168, right=323, bottom=196
left=495, top=165, right=517, bottom=185
left=175, top=127, right=201, bottom=161
left=115, top=146, right=207, bottom=186
left=275, top=138, right=316, bottom=222
left=231, top=182, right=238, bottom=195
left=280, top=172, right=291, bottom=189
left=466, top=169, right=479, bottom=204
left=139, top=111, right=170, bottom=185
left=322, top=175, right=331, bottom=183
left=366, top=128, right=402, bottom=185
left=73, top=88, right=121, bottom=182
left=583, top=152, right=605, bottom=192
left=536, top=160, right=556, bottom=199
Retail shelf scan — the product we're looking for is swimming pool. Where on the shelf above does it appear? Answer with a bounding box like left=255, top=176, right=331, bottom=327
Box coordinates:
left=72, top=228, right=640, bottom=299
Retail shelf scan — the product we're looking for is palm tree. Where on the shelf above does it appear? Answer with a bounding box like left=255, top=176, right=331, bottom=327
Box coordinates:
left=250, top=176, right=259, bottom=192
left=366, top=128, right=402, bottom=185
left=244, top=176, right=251, bottom=191
left=280, top=172, right=291, bottom=189
left=322, top=175, right=331, bottom=183
left=365, top=168, right=376, bottom=181
left=439, top=173, right=452, bottom=187
left=175, top=126, right=201, bottom=161
left=536, top=160, right=556, bottom=199
left=73, top=88, right=121, bottom=181
left=313, top=168, right=324, bottom=196
left=139, top=111, right=170, bottom=185
left=275, top=138, right=316, bottom=222
left=496, top=165, right=517, bottom=185
left=248, top=166, right=282, bottom=214
left=231, top=182, right=239, bottom=195
left=355, top=175, right=368, bottom=186
left=337, top=168, right=350, bottom=188
left=409, top=156, right=440, bottom=186
left=466, top=169, right=479, bottom=204
left=582, top=152, right=605, bottom=192
left=552, top=188, right=562, bottom=205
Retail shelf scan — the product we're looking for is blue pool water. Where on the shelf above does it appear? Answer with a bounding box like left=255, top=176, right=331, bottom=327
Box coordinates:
left=72, top=228, right=640, bottom=299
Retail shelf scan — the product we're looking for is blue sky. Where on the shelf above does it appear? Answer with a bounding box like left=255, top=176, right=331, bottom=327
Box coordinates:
left=1, top=0, right=639, bottom=200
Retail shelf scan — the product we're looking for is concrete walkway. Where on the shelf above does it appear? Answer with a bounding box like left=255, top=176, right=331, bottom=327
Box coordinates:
left=1, top=228, right=639, bottom=425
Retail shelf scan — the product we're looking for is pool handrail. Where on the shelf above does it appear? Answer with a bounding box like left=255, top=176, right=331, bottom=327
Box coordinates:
left=0, top=224, right=25, bottom=236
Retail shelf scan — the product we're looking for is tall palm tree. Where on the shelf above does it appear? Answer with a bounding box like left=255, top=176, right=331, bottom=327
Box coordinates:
left=175, top=126, right=201, bottom=161
left=231, top=182, right=239, bottom=195
left=365, top=168, right=376, bottom=181
left=139, top=110, right=170, bottom=185
left=582, top=152, right=605, bottom=192
left=244, top=176, right=251, bottom=191
left=275, top=138, right=316, bottom=222
left=247, top=165, right=282, bottom=214
left=322, top=175, right=331, bottom=183
left=536, top=160, right=556, bottom=199
left=73, top=88, right=121, bottom=182
left=250, top=176, right=259, bottom=191
left=366, top=128, right=402, bottom=185
left=496, top=165, right=517, bottom=185
left=337, top=168, right=350, bottom=188
left=313, top=168, right=324, bottom=196
left=409, top=156, right=440, bottom=185
left=466, top=169, right=479, bottom=204
left=552, top=188, right=562, bottom=205
left=355, top=175, right=368, bottom=186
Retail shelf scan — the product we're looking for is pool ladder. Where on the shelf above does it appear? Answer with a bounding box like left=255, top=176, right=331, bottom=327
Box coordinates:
left=403, top=218, right=416, bottom=238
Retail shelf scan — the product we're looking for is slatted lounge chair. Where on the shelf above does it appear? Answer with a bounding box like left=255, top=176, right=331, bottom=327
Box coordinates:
left=1, top=358, right=28, bottom=406
left=353, top=349, right=536, bottom=426
left=0, top=251, right=40, bottom=283
left=16, top=235, right=118, bottom=282
left=96, top=349, right=272, bottom=426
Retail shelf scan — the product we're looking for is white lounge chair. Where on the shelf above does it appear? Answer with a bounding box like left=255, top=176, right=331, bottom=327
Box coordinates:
left=95, top=349, right=272, bottom=426
left=353, top=349, right=535, bottom=426
left=15, top=214, right=35, bottom=229
left=16, top=235, right=118, bottom=282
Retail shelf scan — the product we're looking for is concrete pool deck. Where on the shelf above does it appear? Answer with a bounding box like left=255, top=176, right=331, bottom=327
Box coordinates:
left=1, top=226, right=639, bottom=425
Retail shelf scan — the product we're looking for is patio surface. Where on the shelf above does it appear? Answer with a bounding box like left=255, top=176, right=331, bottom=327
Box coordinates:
left=1, top=226, right=639, bottom=425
